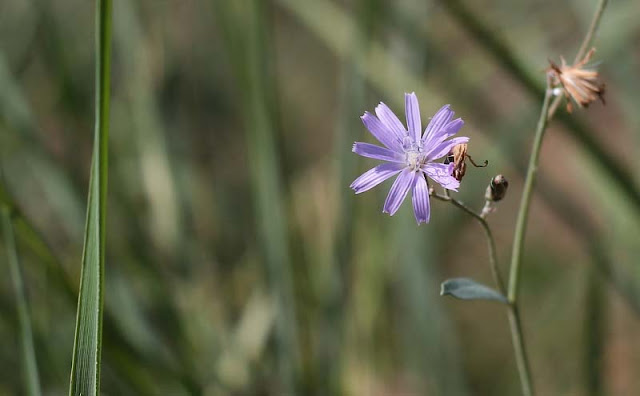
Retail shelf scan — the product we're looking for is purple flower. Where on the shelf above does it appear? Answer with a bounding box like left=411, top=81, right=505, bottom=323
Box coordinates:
left=350, top=93, right=468, bottom=224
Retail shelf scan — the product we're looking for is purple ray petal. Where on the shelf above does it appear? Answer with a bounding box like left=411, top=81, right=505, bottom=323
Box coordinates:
left=352, top=142, right=405, bottom=163
left=383, top=168, right=416, bottom=215
left=375, top=102, right=406, bottom=143
left=412, top=174, right=431, bottom=224
left=350, top=162, right=404, bottom=194
left=361, top=112, right=403, bottom=152
left=424, top=118, right=464, bottom=146
left=405, top=92, right=421, bottom=143
left=422, top=163, right=460, bottom=191
left=425, top=136, right=470, bottom=161
left=422, top=105, right=453, bottom=144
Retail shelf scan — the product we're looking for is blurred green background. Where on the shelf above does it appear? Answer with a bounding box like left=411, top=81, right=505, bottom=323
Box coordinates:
left=1, top=0, right=639, bottom=394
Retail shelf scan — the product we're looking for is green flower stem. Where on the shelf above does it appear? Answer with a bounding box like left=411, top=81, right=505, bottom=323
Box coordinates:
left=502, top=79, right=554, bottom=396
left=432, top=193, right=505, bottom=294
left=574, top=0, right=609, bottom=64
left=508, top=80, right=552, bottom=303
left=433, top=190, right=533, bottom=395
left=1, top=207, right=42, bottom=396
left=507, top=304, right=532, bottom=396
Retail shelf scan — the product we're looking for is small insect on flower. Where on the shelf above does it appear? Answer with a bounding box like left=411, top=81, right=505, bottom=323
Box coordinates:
left=350, top=93, right=468, bottom=224
left=547, top=48, right=605, bottom=113
left=444, top=143, right=487, bottom=182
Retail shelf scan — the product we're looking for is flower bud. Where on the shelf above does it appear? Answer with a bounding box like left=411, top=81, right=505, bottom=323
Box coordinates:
left=485, top=175, right=508, bottom=202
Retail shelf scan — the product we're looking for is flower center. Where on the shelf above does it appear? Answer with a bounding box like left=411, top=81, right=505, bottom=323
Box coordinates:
left=405, top=148, right=426, bottom=171
left=403, top=137, right=426, bottom=171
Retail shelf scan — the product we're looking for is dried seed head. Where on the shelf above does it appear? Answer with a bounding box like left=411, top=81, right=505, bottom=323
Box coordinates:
left=485, top=174, right=509, bottom=202
left=547, top=48, right=605, bottom=113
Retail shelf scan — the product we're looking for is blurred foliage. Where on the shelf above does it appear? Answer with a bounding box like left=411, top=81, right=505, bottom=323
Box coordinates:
left=0, top=0, right=639, bottom=394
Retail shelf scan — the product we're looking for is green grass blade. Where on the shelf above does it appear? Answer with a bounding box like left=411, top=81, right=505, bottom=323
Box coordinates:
left=69, top=1, right=112, bottom=395
left=1, top=208, right=42, bottom=396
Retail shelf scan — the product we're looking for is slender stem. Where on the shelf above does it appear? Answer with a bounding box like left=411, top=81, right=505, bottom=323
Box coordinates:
left=547, top=96, right=563, bottom=121
left=478, top=213, right=505, bottom=295
left=574, top=0, right=609, bottom=64
left=507, top=304, right=533, bottom=396
left=501, top=79, right=553, bottom=396
left=431, top=193, right=505, bottom=294
left=432, top=192, right=530, bottom=395
left=508, top=79, right=553, bottom=302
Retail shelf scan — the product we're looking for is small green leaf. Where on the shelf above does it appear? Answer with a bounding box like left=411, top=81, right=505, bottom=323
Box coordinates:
left=440, top=278, right=508, bottom=304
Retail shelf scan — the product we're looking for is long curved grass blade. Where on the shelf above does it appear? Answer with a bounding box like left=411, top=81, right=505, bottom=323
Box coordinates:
left=0, top=53, right=200, bottom=394
left=68, top=1, right=112, bottom=395
left=1, top=208, right=42, bottom=396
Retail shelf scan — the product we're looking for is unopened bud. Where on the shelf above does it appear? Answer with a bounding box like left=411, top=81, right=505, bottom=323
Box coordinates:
left=485, top=175, right=509, bottom=202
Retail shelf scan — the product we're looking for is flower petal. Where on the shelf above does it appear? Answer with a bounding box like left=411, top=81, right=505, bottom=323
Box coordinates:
left=423, top=163, right=460, bottom=191
left=412, top=174, right=431, bottom=224
left=425, top=136, right=470, bottom=161
left=361, top=112, right=403, bottom=152
left=425, top=118, right=464, bottom=146
left=352, top=142, right=405, bottom=163
left=375, top=102, right=406, bottom=143
left=422, top=105, right=453, bottom=144
left=350, top=162, right=404, bottom=194
left=405, top=92, right=421, bottom=143
left=383, top=168, right=416, bottom=216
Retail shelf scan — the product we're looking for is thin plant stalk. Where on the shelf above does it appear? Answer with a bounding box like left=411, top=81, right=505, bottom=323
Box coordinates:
left=432, top=193, right=505, bottom=293
left=1, top=208, right=42, bottom=396
left=504, top=78, right=554, bottom=396
left=506, top=304, right=533, bottom=396
left=508, top=2, right=609, bottom=390
left=574, top=0, right=609, bottom=64
left=433, top=191, right=532, bottom=395
left=69, top=1, right=112, bottom=395
left=508, top=81, right=553, bottom=303
left=433, top=190, right=534, bottom=395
